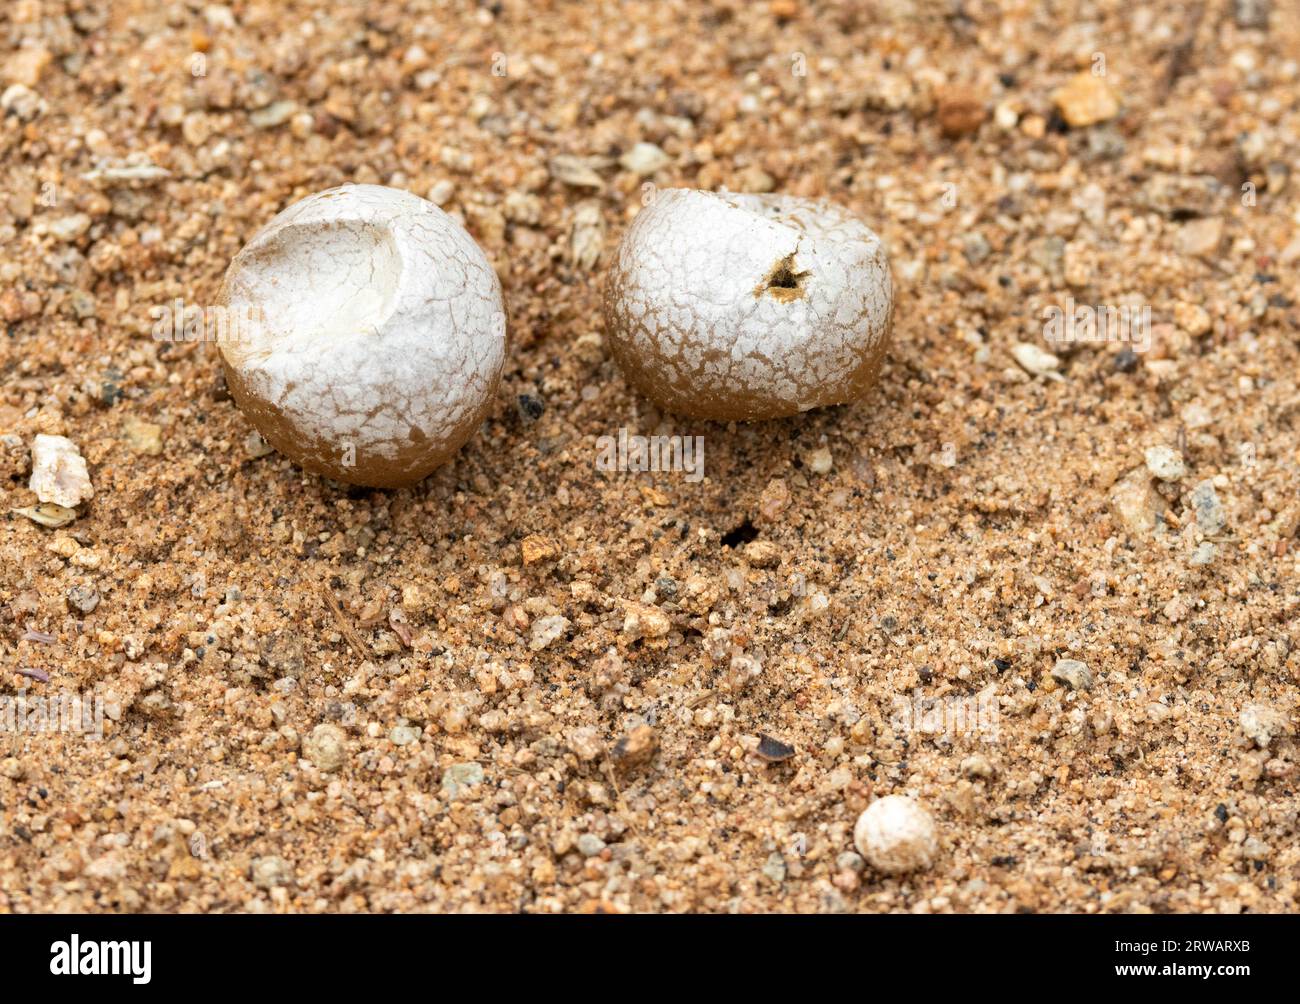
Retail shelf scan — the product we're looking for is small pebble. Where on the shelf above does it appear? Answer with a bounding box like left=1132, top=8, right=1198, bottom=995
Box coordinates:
left=1011, top=342, right=1062, bottom=380
left=529, top=614, right=570, bottom=651
left=66, top=585, right=100, bottom=615
left=754, top=734, right=796, bottom=763
left=244, top=431, right=274, bottom=459
left=426, top=179, right=455, bottom=206
left=516, top=393, right=545, bottom=421
left=577, top=834, right=606, bottom=857
left=123, top=417, right=163, bottom=456
left=1234, top=0, right=1270, bottom=29
left=936, top=88, right=987, bottom=138
left=43, top=214, right=92, bottom=242
left=1239, top=703, right=1287, bottom=748
left=1052, top=72, right=1120, bottom=128
left=30, top=435, right=94, bottom=508
left=1109, top=469, right=1165, bottom=535
left=618, top=141, right=670, bottom=177
left=0, top=83, right=45, bottom=121
left=1190, top=480, right=1227, bottom=535
left=961, top=232, right=991, bottom=264
left=761, top=851, right=787, bottom=883
left=12, top=502, right=77, bottom=529
left=1143, top=445, right=1185, bottom=481
left=441, top=762, right=484, bottom=797
left=1051, top=658, right=1093, bottom=691
left=853, top=795, right=938, bottom=874
left=1175, top=217, right=1223, bottom=258
left=805, top=446, right=833, bottom=475
left=302, top=723, right=348, bottom=772
left=611, top=724, right=658, bottom=768
left=249, top=100, right=297, bottom=129
left=250, top=855, right=293, bottom=890
left=389, top=725, right=420, bottom=747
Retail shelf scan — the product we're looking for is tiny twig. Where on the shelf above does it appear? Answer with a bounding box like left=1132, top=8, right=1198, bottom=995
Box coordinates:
left=320, top=585, right=370, bottom=658
left=602, top=759, right=643, bottom=842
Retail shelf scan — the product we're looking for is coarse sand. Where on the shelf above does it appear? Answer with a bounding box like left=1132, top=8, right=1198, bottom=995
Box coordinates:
left=0, top=0, right=1298, bottom=913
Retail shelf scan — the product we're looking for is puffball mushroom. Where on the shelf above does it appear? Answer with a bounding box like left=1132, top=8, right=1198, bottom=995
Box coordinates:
left=217, top=184, right=506, bottom=489
left=603, top=188, right=893, bottom=421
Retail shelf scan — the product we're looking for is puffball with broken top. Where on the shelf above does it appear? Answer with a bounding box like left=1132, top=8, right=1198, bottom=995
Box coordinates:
left=603, top=189, right=894, bottom=421
left=217, top=184, right=506, bottom=488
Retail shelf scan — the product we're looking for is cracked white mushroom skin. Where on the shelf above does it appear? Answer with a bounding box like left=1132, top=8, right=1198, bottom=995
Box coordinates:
left=217, top=184, right=506, bottom=489
left=854, top=795, right=938, bottom=874
left=603, top=189, right=893, bottom=421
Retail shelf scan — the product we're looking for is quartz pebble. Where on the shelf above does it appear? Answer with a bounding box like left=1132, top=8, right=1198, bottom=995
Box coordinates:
left=1239, top=704, right=1287, bottom=748
left=805, top=446, right=833, bottom=475
left=123, top=418, right=163, bottom=456
left=1011, top=342, right=1062, bottom=380
left=1143, top=445, right=1185, bottom=481
left=853, top=795, right=938, bottom=874
left=66, top=584, right=100, bottom=615
left=0, top=83, right=45, bottom=121
left=1051, top=658, right=1093, bottom=691
left=529, top=614, right=570, bottom=651
left=1109, top=469, right=1165, bottom=535
left=30, top=434, right=94, bottom=508
left=441, top=762, right=484, bottom=797
left=619, top=142, right=671, bottom=176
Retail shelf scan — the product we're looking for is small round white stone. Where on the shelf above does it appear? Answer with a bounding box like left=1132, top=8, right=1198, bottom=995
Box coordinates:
left=853, top=795, right=937, bottom=874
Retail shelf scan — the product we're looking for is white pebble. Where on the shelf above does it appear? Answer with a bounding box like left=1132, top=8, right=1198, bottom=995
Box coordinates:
left=853, top=795, right=937, bottom=874
left=619, top=141, right=671, bottom=177
left=29, top=434, right=94, bottom=508
left=1143, top=445, right=1186, bottom=481
left=1011, top=342, right=1063, bottom=380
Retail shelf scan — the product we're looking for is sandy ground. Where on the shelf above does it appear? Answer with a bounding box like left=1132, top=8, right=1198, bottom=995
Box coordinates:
left=1, top=0, right=1298, bottom=913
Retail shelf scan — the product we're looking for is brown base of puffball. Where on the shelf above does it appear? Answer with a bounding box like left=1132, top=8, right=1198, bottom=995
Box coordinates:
left=606, top=341, right=889, bottom=422
left=220, top=360, right=495, bottom=490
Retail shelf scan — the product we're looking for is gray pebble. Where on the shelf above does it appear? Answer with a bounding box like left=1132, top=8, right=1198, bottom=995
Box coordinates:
left=1190, top=480, right=1227, bottom=535
left=441, top=762, right=484, bottom=797
left=66, top=585, right=100, bottom=615
left=389, top=725, right=420, bottom=747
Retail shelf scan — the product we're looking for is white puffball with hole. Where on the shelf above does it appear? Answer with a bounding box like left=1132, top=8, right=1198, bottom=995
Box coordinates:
left=603, top=188, right=893, bottom=421
left=854, top=795, right=938, bottom=874
left=218, top=184, right=506, bottom=489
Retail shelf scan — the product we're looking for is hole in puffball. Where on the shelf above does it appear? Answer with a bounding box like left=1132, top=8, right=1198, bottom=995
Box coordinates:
left=758, top=253, right=809, bottom=303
